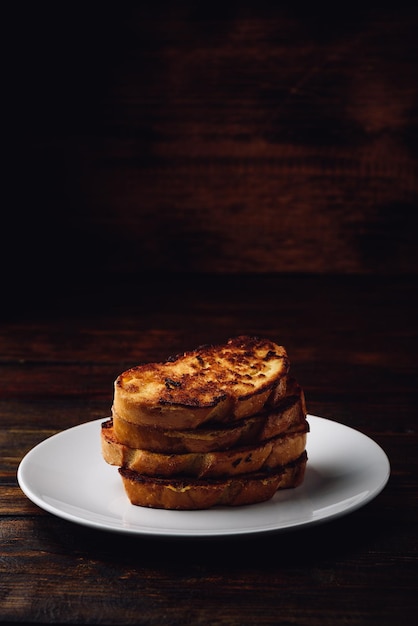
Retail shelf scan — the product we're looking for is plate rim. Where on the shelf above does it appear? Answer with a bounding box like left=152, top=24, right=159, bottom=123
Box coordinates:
left=17, top=414, right=390, bottom=538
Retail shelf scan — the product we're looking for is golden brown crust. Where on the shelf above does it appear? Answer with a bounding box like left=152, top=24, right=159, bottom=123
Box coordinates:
left=111, top=377, right=306, bottom=453
left=103, top=336, right=308, bottom=510
left=113, top=336, right=289, bottom=429
left=118, top=453, right=307, bottom=510
left=101, top=418, right=308, bottom=477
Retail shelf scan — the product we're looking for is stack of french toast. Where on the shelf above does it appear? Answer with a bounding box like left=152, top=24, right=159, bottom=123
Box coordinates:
left=101, top=336, right=308, bottom=510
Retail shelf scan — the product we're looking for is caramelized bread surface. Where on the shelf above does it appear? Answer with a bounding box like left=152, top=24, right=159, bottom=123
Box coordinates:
left=113, top=336, right=289, bottom=429
left=119, top=453, right=307, bottom=510
left=102, top=418, right=308, bottom=477
left=112, top=377, right=306, bottom=453
left=104, top=336, right=308, bottom=510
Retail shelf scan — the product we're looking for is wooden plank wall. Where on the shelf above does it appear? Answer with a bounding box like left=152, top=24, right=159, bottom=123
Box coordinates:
left=5, top=4, right=418, bottom=302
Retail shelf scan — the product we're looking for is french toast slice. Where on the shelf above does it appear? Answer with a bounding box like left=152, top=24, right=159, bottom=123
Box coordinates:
left=113, top=336, right=289, bottom=429
left=118, top=453, right=307, bottom=509
left=111, top=377, right=306, bottom=453
left=101, top=418, right=308, bottom=478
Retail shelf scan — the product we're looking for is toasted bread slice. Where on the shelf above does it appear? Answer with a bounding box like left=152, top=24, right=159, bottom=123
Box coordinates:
left=101, top=418, right=308, bottom=478
left=118, top=453, right=307, bottom=509
left=112, top=377, right=306, bottom=453
left=113, top=336, right=289, bottom=429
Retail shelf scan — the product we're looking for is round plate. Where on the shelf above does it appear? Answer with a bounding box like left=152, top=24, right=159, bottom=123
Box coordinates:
left=17, top=415, right=390, bottom=537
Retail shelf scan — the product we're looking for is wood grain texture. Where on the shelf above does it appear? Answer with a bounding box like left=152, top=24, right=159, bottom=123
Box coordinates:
left=0, top=274, right=417, bottom=625
left=3, top=4, right=418, bottom=310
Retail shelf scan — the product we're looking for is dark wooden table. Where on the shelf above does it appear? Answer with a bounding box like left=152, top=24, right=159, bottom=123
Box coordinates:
left=1, top=273, right=417, bottom=625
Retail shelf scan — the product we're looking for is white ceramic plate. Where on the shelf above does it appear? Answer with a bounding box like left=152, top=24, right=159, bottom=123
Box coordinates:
left=17, top=415, right=390, bottom=538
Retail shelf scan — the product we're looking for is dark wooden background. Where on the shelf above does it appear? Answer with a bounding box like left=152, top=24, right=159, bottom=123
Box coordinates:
left=3, top=3, right=418, bottom=316
left=2, top=5, right=418, bottom=624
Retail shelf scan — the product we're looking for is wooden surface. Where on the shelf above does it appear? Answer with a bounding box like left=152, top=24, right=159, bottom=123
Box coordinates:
left=3, top=5, right=418, bottom=310
left=1, top=274, right=417, bottom=625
